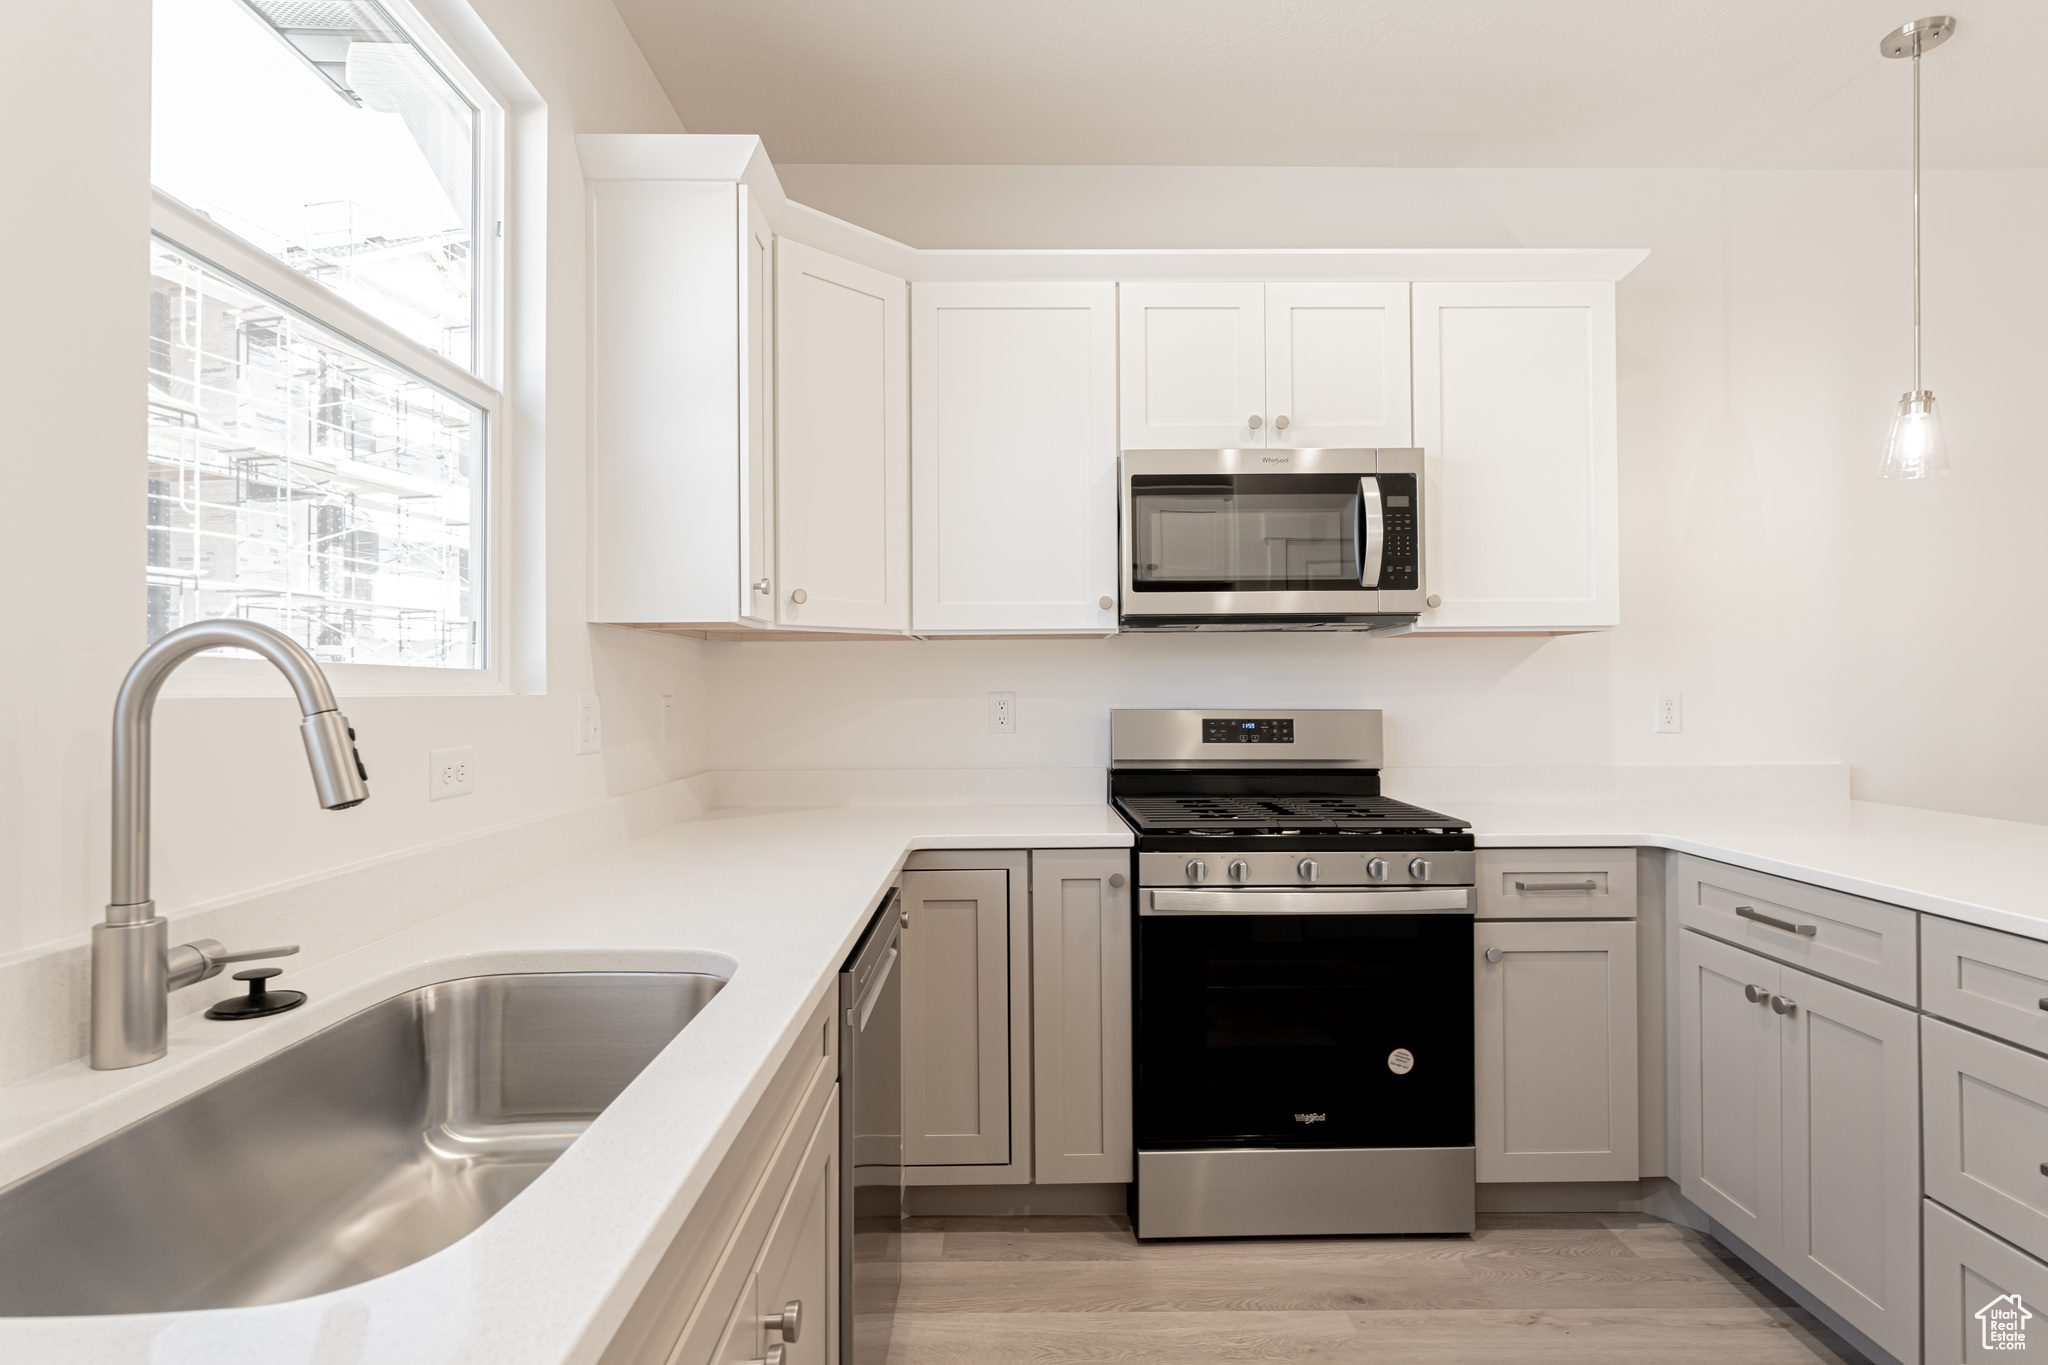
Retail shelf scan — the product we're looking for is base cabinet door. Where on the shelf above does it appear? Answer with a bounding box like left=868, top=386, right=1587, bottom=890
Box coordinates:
left=1678, top=929, right=1783, bottom=1255
left=773, top=238, right=908, bottom=632
left=1779, top=965, right=1921, bottom=1361
left=901, top=868, right=1012, bottom=1167
left=910, top=282, right=1119, bottom=633
left=1030, top=850, right=1133, bottom=1184
left=1475, top=919, right=1638, bottom=1182
left=1925, top=1197, right=2048, bottom=1363
left=752, top=1090, right=840, bottom=1365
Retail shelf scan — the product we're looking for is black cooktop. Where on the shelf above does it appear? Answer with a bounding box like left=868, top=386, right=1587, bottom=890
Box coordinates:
left=1114, top=792, right=1468, bottom=834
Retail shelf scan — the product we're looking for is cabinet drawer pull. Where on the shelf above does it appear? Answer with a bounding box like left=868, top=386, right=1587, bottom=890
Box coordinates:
left=1770, top=994, right=1798, bottom=1016
left=1515, top=880, right=1598, bottom=893
left=748, top=1348, right=786, bottom=1365
left=1736, top=905, right=1817, bottom=937
left=2038, top=997, right=2048, bottom=1012
left=2040, top=1162, right=2048, bottom=1178
left=1744, top=983, right=1769, bottom=1004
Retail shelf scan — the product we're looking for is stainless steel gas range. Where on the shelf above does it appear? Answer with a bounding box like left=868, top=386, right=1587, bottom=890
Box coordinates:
left=1110, top=708, right=1478, bottom=1240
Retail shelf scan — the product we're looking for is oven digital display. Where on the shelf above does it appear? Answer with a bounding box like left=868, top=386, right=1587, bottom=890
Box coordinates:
left=1203, top=718, right=1295, bottom=744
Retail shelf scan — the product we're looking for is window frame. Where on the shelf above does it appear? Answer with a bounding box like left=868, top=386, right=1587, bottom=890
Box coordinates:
left=150, top=0, right=512, bottom=698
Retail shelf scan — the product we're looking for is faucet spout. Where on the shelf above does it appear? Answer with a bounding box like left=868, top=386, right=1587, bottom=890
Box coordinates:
left=93, top=620, right=368, bottom=1069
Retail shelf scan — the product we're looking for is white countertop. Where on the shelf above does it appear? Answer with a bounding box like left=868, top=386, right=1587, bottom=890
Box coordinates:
left=1458, top=798, right=2048, bottom=937
left=6, top=793, right=2047, bottom=1362
left=0, top=805, right=1131, bottom=1365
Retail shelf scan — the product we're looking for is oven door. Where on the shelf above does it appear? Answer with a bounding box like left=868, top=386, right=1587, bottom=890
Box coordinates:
left=1121, top=448, right=1424, bottom=618
left=1135, top=887, right=1474, bottom=1151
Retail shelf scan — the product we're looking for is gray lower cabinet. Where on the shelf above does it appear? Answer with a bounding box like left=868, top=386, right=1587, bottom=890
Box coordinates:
left=1678, top=928, right=1921, bottom=1361
left=900, top=858, right=1029, bottom=1178
left=1925, top=1196, right=2048, bottom=1363
left=1473, top=918, right=1639, bottom=1182
left=1030, top=849, right=1134, bottom=1185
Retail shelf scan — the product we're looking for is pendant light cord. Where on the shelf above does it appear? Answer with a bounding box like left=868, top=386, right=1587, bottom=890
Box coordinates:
left=1912, top=35, right=1922, bottom=393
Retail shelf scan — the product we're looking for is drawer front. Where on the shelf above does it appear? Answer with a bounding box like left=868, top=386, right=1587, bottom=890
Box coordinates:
left=1925, top=1016, right=2048, bottom=1264
left=1925, top=1197, right=2048, bottom=1364
left=1674, top=853, right=1918, bottom=1005
left=1925, top=914, right=2048, bottom=1051
left=1477, top=848, right=1638, bottom=919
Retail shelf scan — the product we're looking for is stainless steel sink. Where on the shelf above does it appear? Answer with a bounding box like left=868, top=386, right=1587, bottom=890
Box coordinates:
left=0, top=970, right=726, bottom=1316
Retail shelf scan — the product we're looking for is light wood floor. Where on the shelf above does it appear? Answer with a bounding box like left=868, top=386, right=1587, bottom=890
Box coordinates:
left=883, top=1212, right=1871, bottom=1364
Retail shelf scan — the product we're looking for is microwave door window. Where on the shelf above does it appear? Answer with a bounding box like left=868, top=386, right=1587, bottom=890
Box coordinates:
left=1136, top=489, right=1238, bottom=583
left=1244, top=502, right=1357, bottom=582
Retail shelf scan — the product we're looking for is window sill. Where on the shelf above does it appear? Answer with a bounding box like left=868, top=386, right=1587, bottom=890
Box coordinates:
left=155, top=656, right=511, bottom=700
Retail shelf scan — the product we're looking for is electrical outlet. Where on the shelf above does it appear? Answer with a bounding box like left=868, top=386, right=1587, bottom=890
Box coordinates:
left=576, top=694, right=603, bottom=754
left=429, top=746, right=474, bottom=800
left=660, top=694, right=674, bottom=743
left=1655, top=692, right=1683, bottom=734
left=988, top=691, right=1017, bottom=734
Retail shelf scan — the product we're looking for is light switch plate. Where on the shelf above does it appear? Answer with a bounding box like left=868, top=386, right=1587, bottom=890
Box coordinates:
left=429, top=746, right=474, bottom=800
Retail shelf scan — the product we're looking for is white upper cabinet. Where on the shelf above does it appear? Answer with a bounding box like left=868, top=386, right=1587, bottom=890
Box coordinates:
left=1119, top=282, right=1411, bottom=451
left=1411, top=281, right=1619, bottom=631
left=739, top=190, right=775, bottom=625
left=1118, top=283, right=1265, bottom=448
left=774, top=239, right=910, bottom=633
left=1264, top=283, right=1412, bottom=449
left=911, top=282, right=1119, bottom=634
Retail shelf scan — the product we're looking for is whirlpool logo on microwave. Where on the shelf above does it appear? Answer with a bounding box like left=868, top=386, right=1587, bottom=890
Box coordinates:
left=1261, top=455, right=1291, bottom=463
left=1294, top=1112, right=1326, bottom=1124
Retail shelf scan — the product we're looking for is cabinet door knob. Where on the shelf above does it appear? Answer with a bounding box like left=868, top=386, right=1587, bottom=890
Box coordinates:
left=1099, top=595, right=1115, bottom=611
left=1274, top=415, right=1290, bottom=430
left=764, top=1299, right=802, bottom=1343
left=1426, top=594, right=1442, bottom=608
left=754, top=578, right=771, bottom=593
left=1744, top=983, right=1769, bottom=1004
left=790, top=588, right=808, bottom=605
left=1770, top=994, right=1798, bottom=1016
left=1247, top=415, right=1263, bottom=430
left=1484, top=946, right=1503, bottom=965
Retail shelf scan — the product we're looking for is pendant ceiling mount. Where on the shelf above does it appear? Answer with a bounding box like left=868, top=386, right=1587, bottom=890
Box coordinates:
left=1879, top=16, right=1955, bottom=58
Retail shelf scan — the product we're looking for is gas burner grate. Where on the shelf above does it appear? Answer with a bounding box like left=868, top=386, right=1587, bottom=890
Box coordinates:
left=1115, top=793, right=1469, bottom=833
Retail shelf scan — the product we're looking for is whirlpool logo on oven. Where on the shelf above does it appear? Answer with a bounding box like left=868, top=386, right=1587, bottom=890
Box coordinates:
left=1294, top=1112, right=1326, bottom=1124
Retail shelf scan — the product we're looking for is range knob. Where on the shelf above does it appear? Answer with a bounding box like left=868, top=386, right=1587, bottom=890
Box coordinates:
left=1409, top=857, right=1433, bottom=882
left=1366, top=858, right=1389, bottom=882
left=1227, top=859, right=1250, bottom=883
left=1185, top=858, right=1208, bottom=883
left=1297, top=858, right=1319, bottom=883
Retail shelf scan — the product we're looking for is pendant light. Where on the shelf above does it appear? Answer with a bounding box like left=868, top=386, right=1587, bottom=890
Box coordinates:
left=1878, top=15, right=1956, bottom=479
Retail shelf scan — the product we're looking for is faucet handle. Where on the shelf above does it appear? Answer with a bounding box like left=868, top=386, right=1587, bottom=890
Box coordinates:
left=168, top=939, right=301, bottom=990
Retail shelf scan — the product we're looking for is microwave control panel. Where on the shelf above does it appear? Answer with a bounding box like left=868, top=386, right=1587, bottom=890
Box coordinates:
left=1375, top=474, right=1420, bottom=591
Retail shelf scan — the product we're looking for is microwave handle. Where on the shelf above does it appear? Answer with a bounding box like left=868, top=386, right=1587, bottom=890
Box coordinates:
left=1358, top=476, right=1384, bottom=588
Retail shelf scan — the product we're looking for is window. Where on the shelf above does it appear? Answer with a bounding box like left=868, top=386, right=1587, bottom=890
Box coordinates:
left=149, top=0, right=499, bottom=671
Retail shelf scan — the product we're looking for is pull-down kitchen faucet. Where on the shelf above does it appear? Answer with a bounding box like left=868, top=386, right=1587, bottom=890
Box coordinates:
left=91, top=620, right=369, bottom=1070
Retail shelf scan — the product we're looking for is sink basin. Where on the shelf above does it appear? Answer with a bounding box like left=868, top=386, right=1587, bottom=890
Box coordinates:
left=0, top=970, right=726, bottom=1316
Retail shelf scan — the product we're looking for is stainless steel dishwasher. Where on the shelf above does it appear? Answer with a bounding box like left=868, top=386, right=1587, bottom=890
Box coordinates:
left=839, top=889, right=902, bottom=1365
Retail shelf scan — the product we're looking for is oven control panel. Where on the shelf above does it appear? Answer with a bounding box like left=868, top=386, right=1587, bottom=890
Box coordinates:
left=1139, top=849, right=1476, bottom=888
left=1374, top=473, right=1420, bottom=592
left=1202, top=717, right=1294, bottom=744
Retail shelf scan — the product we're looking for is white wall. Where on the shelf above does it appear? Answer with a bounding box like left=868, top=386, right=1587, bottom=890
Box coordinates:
left=709, top=164, right=2048, bottom=825
left=0, top=0, right=709, bottom=957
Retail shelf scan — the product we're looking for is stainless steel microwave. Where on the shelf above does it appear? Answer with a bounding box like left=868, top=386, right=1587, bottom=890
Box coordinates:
left=1119, top=448, right=1427, bottom=632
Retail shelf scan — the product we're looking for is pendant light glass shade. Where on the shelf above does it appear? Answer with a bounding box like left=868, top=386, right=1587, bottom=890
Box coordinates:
left=1881, top=390, right=1948, bottom=479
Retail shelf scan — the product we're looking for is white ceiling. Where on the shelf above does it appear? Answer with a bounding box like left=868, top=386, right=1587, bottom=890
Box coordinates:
left=610, top=0, right=2047, bottom=168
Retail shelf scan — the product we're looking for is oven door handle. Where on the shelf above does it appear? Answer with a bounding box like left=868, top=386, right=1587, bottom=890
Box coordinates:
left=1143, top=887, right=1473, bottom=916
left=1358, top=475, right=1384, bottom=589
